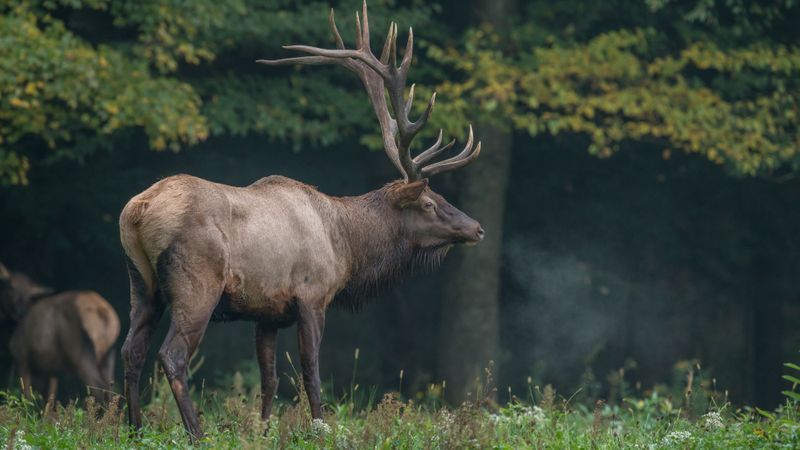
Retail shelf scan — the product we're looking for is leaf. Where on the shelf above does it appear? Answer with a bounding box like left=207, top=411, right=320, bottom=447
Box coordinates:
left=781, top=391, right=800, bottom=402
left=755, top=407, right=776, bottom=420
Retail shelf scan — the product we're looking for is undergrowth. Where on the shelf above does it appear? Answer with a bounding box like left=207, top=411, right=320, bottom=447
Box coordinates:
left=1, top=355, right=799, bottom=449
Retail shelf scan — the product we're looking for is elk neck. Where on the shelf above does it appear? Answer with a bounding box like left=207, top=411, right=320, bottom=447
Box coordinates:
left=329, top=182, right=417, bottom=309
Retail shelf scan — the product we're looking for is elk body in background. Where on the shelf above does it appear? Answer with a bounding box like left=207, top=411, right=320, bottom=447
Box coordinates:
left=0, top=262, right=120, bottom=404
left=120, top=1, right=483, bottom=439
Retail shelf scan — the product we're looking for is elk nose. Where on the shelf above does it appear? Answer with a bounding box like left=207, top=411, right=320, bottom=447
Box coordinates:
left=476, top=226, right=485, bottom=241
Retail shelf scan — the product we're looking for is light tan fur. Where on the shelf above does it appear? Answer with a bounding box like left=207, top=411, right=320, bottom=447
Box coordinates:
left=120, top=176, right=197, bottom=295
left=73, top=291, right=120, bottom=364
left=120, top=175, right=350, bottom=315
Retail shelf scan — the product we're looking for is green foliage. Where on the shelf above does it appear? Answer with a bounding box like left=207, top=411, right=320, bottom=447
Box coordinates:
left=0, top=2, right=210, bottom=185
left=2, top=0, right=798, bottom=184
left=428, top=24, right=800, bottom=177
left=784, top=354, right=800, bottom=403
left=0, top=1, right=439, bottom=185
left=1, top=386, right=798, bottom=448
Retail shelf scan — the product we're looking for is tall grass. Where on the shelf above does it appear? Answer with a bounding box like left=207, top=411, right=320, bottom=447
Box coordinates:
left=0, top=357, right=798, bottom=449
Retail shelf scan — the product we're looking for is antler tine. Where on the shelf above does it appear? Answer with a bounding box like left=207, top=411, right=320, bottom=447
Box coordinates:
left=380, top=22, right=394, bottom=64
left=400, top=27, right=413, bottom=73
left=422, top=141, right=481, bottom=177
left=280, top=45, right=385, bottom=74
left=355, top=11, right=363, bottom=49
left=420, top=126, right=481, bottom=178
left=329, top=9, right=345, bottom=49
left=409, top=91, right=435, bottom=135
left=361, top=0, right=371, bottom=50
left=256, top=56, right=339, bottom=66
left=390, top=22, right=399, bottom=69
left=404, top=83, right=415, bottom=115
left=414, top=131, right=456, bottom=165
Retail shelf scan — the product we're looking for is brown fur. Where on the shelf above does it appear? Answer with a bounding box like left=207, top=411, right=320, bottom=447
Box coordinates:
left=120, top=175, right=483, bottom=439
left=0, top=263, right=120, bottom=402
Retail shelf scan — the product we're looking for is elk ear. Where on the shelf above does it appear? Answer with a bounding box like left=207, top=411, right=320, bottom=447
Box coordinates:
left=390, top=179, right=428, bottom=208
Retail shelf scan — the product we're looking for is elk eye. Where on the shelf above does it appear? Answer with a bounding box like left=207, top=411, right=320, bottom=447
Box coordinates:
left=424, top=201, right=434, bottom=209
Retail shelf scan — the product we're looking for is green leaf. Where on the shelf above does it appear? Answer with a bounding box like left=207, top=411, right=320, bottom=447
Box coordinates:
left=784, top=363, right=800, bottom=372
left=755, top=407, right=776, bottom=420
left=781, top=391, right=800, bottom=402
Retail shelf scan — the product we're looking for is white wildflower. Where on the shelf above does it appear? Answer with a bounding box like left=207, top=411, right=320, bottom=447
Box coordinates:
left=661, top=430, right=693, bottom=446
left=439, top=409, right=456, bottom=428
left=11, top=430, right=33, bottom=450
left=311, top=418, right=331, bottom=435
left=632, top=444, right=657, bottom=450
left=703, top=411, right=724, bottom=429
left=529, top=405, right=547, bottom=423
left=489, top=413, right=507, bottom=424
left=492, top=405, right=548, bottom=428
left=517, top=405, right=546, bottom=425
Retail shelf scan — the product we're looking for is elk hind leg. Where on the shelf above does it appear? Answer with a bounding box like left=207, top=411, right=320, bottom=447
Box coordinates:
left=102, top=348, right=116, bottom=391
left=158, top=307, right=216, bottom=441
left=156, top=268, right=221, bottom=441
left=121, top=257, right=163, bottom=430
left=155, top=235, right=225, bottom=441
left=75, top=349, right=111, bottom=407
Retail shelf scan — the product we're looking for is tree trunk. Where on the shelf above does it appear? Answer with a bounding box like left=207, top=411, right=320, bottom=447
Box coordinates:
left=438, top=0, right=516, bottom=405
left=438, top=123, right=512, bottom=404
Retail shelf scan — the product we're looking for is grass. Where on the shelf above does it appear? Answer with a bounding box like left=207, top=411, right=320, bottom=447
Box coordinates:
left=1, top=359, right=799, bottom=449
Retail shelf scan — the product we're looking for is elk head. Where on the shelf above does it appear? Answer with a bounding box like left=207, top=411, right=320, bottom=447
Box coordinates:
left=258, top=0, right=484, bottom=249
left=0, top=261, right=53, bottom=322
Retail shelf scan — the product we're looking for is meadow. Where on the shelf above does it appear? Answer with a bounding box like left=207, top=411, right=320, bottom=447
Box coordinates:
left=2, top=359, right=799, bottom=449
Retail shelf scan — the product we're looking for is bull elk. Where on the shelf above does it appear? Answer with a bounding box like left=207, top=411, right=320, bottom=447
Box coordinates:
left=120, top=0, right=483, bottom=439
left=0, top=262, right=119, bottom=404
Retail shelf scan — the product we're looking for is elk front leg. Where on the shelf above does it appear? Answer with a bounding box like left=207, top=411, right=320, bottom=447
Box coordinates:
left=256, top=323, right=278, bottom=421
left=297, top=304, right=326, bottom=420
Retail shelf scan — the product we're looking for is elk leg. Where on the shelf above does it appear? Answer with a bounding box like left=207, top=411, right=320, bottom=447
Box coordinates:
left=75, top=351, right=110, bottom=407
left=121, top=260, right=164, bottom=430
left=47, top=376, right=58, bottom=400
left=17, top=362, right=32, bottom=399
left=44, top=377, right=58, bottom=416
left=102, top=348, right=116, bottom=390
left=256, top=323, right=278, bottom=421
left=158, top=304, right=216, bottom=442
left=297, top=304, right=326, bottom=420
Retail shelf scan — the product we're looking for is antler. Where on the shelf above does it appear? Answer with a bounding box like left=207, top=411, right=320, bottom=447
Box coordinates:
left=257, top=0, right=481, bottom=181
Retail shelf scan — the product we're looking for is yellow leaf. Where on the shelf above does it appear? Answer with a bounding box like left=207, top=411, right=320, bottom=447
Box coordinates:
left=24, top=82, right=37, bottom=95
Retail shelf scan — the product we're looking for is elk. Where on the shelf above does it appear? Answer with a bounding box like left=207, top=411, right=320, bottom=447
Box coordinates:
left=0, top=262, right=120, bottom=404
left=120, top=0, right=483, bottom=439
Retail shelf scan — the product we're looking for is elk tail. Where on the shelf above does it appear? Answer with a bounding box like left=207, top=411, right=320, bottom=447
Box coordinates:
left=119, top=199, right=158, bottom=298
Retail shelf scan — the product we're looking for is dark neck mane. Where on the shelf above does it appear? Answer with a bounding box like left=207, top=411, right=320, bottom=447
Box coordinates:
left=332, top=182, right=450, bottom=311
